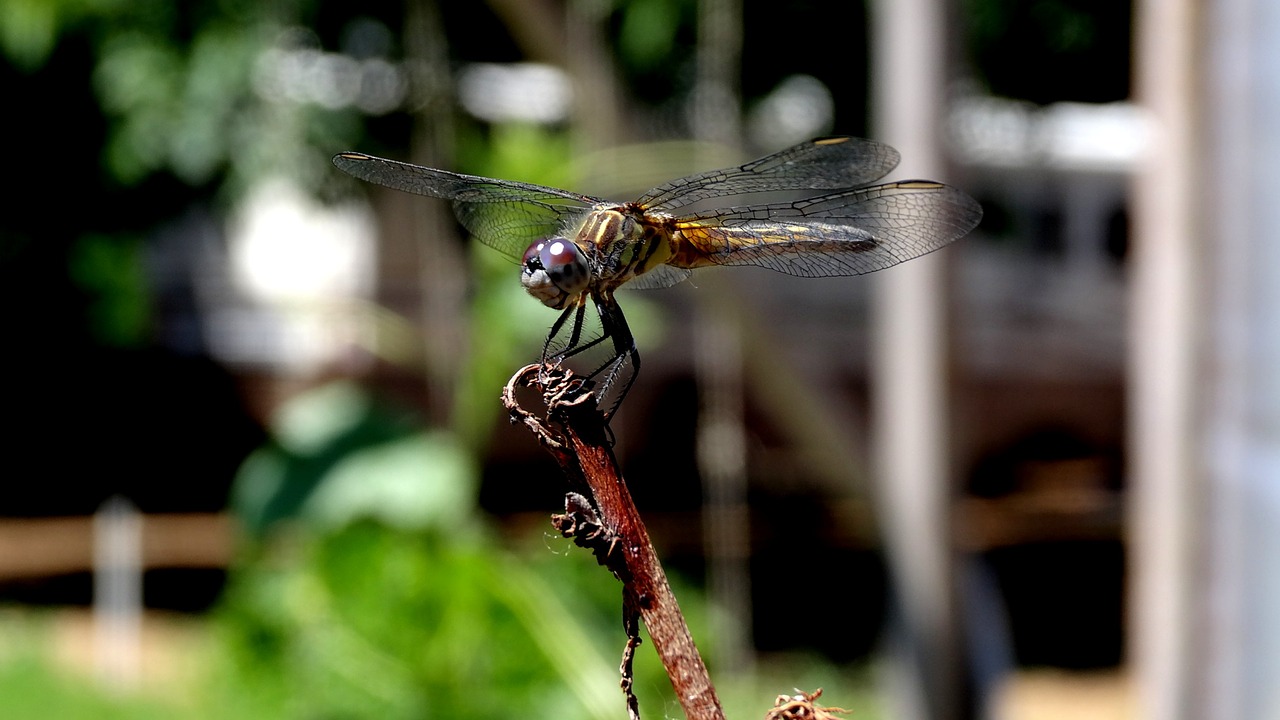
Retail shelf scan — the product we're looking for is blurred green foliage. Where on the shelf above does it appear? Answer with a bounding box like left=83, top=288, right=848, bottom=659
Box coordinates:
left=230, top=381, right=478, bottom=536
left=210, top=520, right=650, bottom=720
left=0, top=0, right=116, bottom=71
left=0, top=657, right=177, bottom=720
left=618, top=0, right=686, bottom=74
left=95, top=24, right=260, bottom=188
left=0, top=586, right=879, bottom=720
left=69, top=234, right=150, bottom=347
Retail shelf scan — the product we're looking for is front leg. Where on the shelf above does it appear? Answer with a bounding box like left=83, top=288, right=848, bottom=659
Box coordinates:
left=544, top=296, right=615, bottom=365
left=539, top=293, right=640, bottom=422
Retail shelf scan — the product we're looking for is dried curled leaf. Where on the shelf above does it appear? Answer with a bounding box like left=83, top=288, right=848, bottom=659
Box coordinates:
left=764, top=688, right=851, bottom=720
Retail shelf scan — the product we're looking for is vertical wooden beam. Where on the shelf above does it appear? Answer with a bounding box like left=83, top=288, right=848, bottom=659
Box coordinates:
left=1199, top=2, right=1280, bottom=719
left=93, top=497, right=142, bottom=690
left=870, top=2, right=961, bottom=719
left=1129, top=1, right=1202, bottom=718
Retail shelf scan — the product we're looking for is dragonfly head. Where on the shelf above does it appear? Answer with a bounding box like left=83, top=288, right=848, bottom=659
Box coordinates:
left=521, top=237, right=591, bottom=309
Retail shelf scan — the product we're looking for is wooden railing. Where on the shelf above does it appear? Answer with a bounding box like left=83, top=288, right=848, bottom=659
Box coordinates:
left=0, top=511, right=234, bottom=581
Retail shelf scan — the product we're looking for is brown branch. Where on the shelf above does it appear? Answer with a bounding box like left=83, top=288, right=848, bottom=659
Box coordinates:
left=503, top=365, right=726, bottom=720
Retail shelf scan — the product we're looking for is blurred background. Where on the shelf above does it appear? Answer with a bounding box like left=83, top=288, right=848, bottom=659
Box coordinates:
left=2, top=1, right=1276, bottom=719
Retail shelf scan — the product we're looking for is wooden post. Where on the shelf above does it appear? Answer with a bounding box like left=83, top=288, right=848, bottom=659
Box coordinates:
left=870, top=1, right=963, bottom=718
left=93, top=496, right=142, bottom=690
left=1129, top=1, right=1202, bottom=718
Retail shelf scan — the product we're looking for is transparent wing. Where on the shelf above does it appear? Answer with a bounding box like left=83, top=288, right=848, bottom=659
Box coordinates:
left=333, top=152, right=600, bottom=259
left=636, top=136, right=901, bottom=212
left=670, top=180, right=982, bottom=277
left=622, top=264, right=692, bottom=290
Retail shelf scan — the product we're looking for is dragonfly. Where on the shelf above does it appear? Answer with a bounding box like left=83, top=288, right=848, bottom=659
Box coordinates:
left=333, top=137, right=982, bottom=420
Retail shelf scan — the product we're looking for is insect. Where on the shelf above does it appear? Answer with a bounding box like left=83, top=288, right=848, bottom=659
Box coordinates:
left=333, top=137, right=982, bottom=420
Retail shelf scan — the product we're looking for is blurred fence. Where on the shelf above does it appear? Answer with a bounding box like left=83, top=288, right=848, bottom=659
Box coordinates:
left=0, top=501, right=233, bottom=688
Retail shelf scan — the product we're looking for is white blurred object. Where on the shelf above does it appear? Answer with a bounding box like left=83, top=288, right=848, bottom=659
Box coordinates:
left=950, top=95, right=1151, bottom=173
left=457, top=63, right=573, bottom=124
left=253, top=25, right=409, bottom=116
left=210, top=179, right=377, bottom=373
left=746, top=74, right=835, bottom=150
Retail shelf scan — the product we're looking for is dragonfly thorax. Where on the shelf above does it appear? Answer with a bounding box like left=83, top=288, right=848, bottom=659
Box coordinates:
left=521, top=236, right=591, bottom=309
left=572, top=206, right=673, bottom=288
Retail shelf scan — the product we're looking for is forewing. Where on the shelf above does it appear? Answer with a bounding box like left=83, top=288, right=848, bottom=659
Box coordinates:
left=636, top=137, right=900, bottom=212
left=672, top=181, right=982, bottom=277
left=333, top=152, right=598, bottom=259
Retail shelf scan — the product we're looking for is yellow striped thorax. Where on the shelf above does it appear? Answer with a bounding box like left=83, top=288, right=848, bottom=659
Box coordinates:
left=572, top=205, right=675, bottom=290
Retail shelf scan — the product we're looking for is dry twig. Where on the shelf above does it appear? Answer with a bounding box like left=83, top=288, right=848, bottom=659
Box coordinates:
left=503, top=364, right=725, bottom=720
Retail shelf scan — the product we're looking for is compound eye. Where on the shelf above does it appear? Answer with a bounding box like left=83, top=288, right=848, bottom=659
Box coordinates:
left=538, top=237, right=589, bottom=294
left=522, top=240, right=545, bottom=270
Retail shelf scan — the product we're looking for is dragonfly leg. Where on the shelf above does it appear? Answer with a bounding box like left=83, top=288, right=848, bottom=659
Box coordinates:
left=543, top=303, right=585, bottom=365
left=597, top=343, right=639, bottom=422
left=546, top=299, right=613, bottom=364
left=537, top=293, right=639, bottom=422
left=589, top=296, right=640, bottom=422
